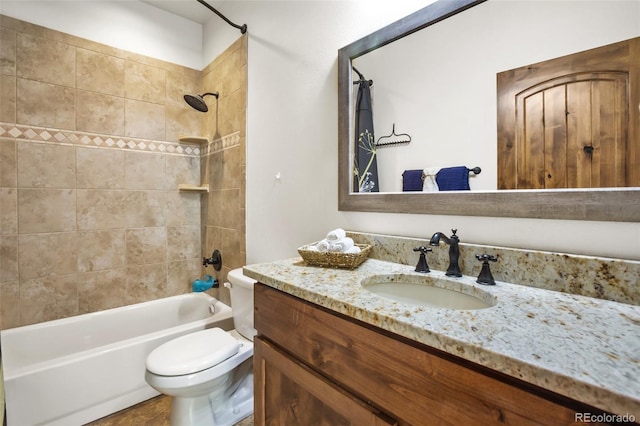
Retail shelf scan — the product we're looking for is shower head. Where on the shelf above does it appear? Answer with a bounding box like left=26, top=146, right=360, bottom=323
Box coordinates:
left=183, top=92, right=219, bottom=112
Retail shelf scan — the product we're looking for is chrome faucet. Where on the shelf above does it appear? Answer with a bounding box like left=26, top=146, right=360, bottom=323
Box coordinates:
left=429, top=229, right=462, bottom=277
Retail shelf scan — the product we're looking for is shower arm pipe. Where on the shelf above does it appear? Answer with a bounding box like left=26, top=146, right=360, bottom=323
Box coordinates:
left=196, top=0, right=247, bottom=34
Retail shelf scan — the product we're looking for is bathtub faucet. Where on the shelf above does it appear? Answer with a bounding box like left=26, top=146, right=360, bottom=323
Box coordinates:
left=203, top=249, right=222, bottom=271
left=192, top=275, right=220, bottom=292
left=429, top=229, right=462, bottom=277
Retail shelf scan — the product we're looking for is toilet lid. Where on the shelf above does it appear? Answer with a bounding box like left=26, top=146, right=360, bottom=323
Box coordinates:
left=146, top=328, right=240, bottom=376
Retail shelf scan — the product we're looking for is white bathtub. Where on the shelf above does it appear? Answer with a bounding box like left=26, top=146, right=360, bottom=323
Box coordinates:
left=1, top=293, right=234, bottom=426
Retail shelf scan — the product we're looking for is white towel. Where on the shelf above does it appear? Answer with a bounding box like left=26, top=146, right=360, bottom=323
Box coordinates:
left=422, top=167, right=440, bottom=192
left=315, top=239, right=331, bottom=252
left=326, top=228, right=346, bottom=241
left=344, top=246, right=361, bottom=254
left=328, top=237, right=355, bottom=253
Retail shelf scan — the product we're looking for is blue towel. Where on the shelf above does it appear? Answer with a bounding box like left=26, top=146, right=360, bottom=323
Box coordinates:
left=436, top=166, right=470, bottom=191
left=402, top=169, right=424, bottom=191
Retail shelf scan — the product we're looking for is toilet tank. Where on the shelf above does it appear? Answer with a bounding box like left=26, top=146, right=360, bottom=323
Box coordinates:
left=225, top=268, right=257, bottom=341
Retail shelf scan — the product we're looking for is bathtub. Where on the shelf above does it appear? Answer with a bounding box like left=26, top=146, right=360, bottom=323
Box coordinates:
left=1, top=293, right=234, bottom=426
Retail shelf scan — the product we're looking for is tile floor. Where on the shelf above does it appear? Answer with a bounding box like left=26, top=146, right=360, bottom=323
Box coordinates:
left=87, top=395, right=254, bottom=426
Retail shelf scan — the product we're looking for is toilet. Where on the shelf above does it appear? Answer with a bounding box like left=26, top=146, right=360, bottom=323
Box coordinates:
left=145, top=268, right=256, bottom=426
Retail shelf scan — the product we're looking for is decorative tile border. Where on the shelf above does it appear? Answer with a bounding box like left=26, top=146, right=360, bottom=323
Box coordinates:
left=0, top=123, right=242, bottom=157
left=201, top=131, right=241, bottom=157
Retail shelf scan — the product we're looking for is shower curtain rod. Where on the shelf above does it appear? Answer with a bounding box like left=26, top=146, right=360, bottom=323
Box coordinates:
left=352, top=66, right=373, bottom=86
left=196, top=0, right=247, bottom=34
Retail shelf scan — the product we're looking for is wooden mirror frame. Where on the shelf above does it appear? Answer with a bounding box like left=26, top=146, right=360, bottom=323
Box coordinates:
left=337, top=0, right=640, bottom=222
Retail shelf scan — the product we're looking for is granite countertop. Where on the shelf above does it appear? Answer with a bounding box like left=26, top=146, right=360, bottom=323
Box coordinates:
left=244, top=257, right=640, bottom=418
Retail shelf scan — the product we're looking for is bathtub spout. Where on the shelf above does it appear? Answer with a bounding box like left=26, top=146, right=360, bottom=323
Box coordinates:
left=192, top=275, right=220, bottom=292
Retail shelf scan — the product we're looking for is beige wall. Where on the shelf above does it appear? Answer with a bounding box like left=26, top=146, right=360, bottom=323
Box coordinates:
left=0, top=16, right=247, bottom=328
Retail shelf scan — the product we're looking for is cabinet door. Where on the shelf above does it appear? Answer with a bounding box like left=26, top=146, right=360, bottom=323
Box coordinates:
left=254, top=336, right=397, bottom=426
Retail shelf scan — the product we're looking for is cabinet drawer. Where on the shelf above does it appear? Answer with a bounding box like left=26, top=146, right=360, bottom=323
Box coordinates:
left=255, top=283, right=609, bottom=426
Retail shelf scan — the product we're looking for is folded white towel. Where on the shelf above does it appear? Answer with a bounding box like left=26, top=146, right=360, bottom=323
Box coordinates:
left=328, top=237, right=354, bottom=253
left=326, top=228, right=346, bottom=241
left=315, top=239, right=331, bottom=252
left=344, top=246, right=361, bottom=254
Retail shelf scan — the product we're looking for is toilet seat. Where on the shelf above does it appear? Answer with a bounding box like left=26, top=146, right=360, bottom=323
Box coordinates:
left=146, top=328, right=239, bottom=376
left=145, top=338, right=253, bottom=393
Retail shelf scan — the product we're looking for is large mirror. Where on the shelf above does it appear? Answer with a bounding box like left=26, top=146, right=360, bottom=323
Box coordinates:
left=338, top=0, right=640, bottom=221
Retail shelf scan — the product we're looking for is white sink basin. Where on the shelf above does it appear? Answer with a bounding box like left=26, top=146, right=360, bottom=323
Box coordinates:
left=361, top=274, right=495, bottom=310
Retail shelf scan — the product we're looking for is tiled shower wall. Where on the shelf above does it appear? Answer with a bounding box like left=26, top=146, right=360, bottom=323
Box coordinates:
left=200, top=36, right=248, bottom=307
left=0, top=16, right=247, bottom=328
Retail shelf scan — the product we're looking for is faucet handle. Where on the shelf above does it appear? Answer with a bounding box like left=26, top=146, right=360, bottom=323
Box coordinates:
left=475, top=254, right=497, bottom=263
left=413, top=246, right=432, bottom=273
left=203, top=249, right=223, bottom=271
left=475, top=254, right=498, bottom=285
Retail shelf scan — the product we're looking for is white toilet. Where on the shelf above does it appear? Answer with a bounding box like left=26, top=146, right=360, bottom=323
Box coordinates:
left=145, top=268, right=256, bottom=426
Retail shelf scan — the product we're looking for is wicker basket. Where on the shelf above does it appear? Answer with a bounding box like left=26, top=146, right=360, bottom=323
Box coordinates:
left=297, top=243, right=371, bottom=269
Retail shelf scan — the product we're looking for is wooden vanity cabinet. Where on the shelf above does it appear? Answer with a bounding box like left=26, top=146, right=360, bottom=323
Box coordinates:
left=254, top=283, right=612, bottom=426
left=255, top=337, right=397, bottom=425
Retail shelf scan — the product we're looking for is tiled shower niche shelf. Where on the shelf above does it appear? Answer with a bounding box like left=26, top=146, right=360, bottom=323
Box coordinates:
left=179, top=135, right=209, bottom=144
left=178, top=184, right=210, bottom=192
